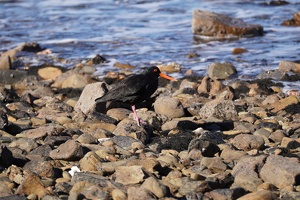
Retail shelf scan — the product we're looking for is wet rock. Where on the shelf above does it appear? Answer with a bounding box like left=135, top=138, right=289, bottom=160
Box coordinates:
left=198, top=99, right=238, bottom=121
left=231, top=134, right=265, bottom=151
left=238, top=190, right=279, bottom=200
left=232, top=155, right=267, bottom=192
left=16, top=173, right=51, bottom=199
left=282, top=11, right=300, bottom=26
left=260, top=154, right=300, bottom=188
left=206, top=62, right=237, bottom=80
left=75, top=82, right=107, bottom=115
left=278, top=60, right=300, bottom=73
left=49, top=140, right=84, bottom=161
left=115, top=165, right=145, bottom=185
left=232, top=47, right=248, bottom=54
left=153, top=96, right=185, bottom=118
left=38, top=67, right=62, bottom=80
left=91, top=54, right=107, bottom=64
left=113, top=62, right=135, bottom=69
left=192, top=10, right=263, bottom=38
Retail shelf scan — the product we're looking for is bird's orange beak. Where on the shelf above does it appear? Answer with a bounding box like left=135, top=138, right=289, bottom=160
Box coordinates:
left=159, top=73, right=177, bottom=81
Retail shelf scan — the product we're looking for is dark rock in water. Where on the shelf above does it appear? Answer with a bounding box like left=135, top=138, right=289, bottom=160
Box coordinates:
left=92, top=54, right=107, bottom=64
left=192, top=10, right=264, bottom=38
left=282, top=11, right=300, bottom=26
left=262, top=0, right=289, bottom=6
left=19, top=42, right=43, bottom=52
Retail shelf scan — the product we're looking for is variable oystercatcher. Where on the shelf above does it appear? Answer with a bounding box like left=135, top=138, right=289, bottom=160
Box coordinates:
left=95, top=66, right=177, bottom=126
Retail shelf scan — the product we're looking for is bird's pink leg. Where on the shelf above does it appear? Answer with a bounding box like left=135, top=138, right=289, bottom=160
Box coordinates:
left=131, top=105, right=141, bottom=126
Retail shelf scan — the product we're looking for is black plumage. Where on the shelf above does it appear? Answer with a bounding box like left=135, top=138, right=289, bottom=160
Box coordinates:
left=95, top=66, right=176, bottom=126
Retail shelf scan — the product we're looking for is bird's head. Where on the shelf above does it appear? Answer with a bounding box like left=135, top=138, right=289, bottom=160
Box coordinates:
left=146, top=66, right=177, bottom=81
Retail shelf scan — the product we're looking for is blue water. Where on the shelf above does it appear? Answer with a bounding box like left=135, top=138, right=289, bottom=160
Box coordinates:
left=1, top=0, right=300, bottom=87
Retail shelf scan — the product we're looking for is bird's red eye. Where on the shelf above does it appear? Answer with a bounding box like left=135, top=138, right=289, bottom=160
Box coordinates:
left=154, top=69, right=157, bottom=72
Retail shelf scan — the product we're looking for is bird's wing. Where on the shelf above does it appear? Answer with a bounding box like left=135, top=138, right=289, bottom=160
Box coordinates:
left=95, top=74, right=149, bottom=102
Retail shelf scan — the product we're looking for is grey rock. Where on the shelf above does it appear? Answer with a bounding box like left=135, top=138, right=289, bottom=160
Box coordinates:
left=198, top=99, right=238, bottom=121
left=232, top=155, right=267, bottom=192
left=260, top=154, right=300, bottom=188
left=231, top=134, right=265, bottom=151
left=8, top=138, right=39, bottom=153
left=207, top=62, right=237, bottom=80
left=49, top=140, right=84, bottom=161
left=153, top=96, right=185, bottom=118
left=115, top=165, right=145, bottom=185
left=75, top=82, right=107, bottom=114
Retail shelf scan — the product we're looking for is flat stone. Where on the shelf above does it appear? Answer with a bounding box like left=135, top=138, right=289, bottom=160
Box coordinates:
left=260, top=154, right=300, bottom=188
left=38, top=67, right=62, bottom=80
left=231, top=134, right=265, bottom=151
left=271, top=96, right=299, bottom=113
left=115, top=165, right=145, bottom=185
left=237, top=190, right=279, bottom=200
left=49, top=140, right=84, bottom=161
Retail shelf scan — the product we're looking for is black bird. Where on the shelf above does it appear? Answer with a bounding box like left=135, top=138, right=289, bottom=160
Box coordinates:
left=95, top=66, right=177, bottom=126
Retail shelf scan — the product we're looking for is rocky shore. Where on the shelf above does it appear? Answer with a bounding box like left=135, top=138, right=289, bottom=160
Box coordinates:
left=0, top=42, right=299, bottom=200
